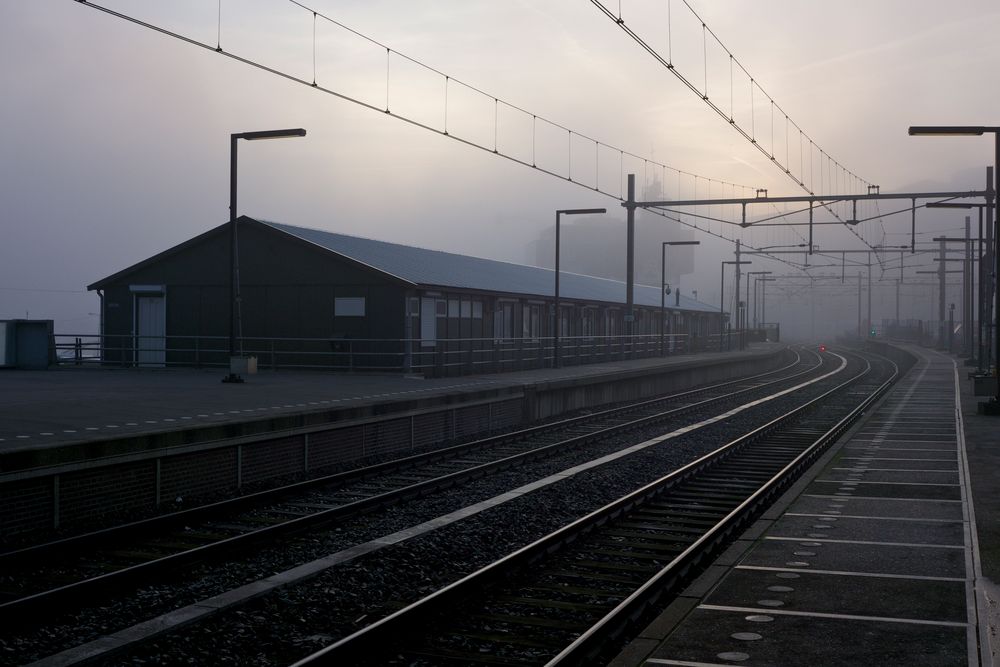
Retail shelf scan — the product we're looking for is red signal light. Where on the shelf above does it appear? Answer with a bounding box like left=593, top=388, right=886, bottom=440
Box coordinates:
left=819, top=344, right=827, bottom=352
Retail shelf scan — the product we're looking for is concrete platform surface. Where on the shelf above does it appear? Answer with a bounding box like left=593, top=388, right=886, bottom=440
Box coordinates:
left=614, top=344, right=995, bottom=667
left=0, top=343, right=782, bottom=454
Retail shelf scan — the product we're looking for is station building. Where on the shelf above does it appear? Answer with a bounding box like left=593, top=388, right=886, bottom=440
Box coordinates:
left=87, top=217, right=726, bottom=374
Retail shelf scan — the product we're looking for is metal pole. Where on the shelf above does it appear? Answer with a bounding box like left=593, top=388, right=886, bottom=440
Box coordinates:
left=993, top=139, right=999, bottom=400
left=965, top=215, right=972, bottom=357
left=761, top=278, right=767, bottom=332
left=896, top=278, right=900, bottom=330
left=810, top=278, right=815, bottom=340
left=949, top=303, right=955, bottom=354
left=857, top=272, right=862, bottom=338
left=867, top=252, right=872, bottom=335
left=979, top=207, right=985, bottom=370
left=223, top=135, right=244, bottom=383
left=987, top=166, right=995, bottom=375
left=660, top=243, right=666, bottom=356
left=625, top=174, right=636, bottom=356
left=939, top=236, right=946, bottom=348
left=720, top=263, right=725, bottom=352
left=554, top=211, right=561, bottom=368
left=745, top=267, right=751, bottom=347
left=735, top=241, right=742, bottom=351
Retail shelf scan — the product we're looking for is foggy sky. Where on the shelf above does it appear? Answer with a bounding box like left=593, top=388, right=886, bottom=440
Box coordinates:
left=2, top=1, right=998, bottom=340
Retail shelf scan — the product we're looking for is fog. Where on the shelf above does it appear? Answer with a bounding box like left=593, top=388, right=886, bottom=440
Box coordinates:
left=2, top=1, right=998, bottom=340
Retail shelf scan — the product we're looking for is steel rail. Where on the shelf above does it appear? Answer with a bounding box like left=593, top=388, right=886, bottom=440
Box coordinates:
left=0, top=349, right=803, bottom=568
left=290, top=351, right=877, bottom=665
left=548, top=352, right=897, bottom=664
left=0, top=350, right=820, bottom=621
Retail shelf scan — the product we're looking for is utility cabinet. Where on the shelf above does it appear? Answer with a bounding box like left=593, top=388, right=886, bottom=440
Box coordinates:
left=0, top=320, right=55, bottom=369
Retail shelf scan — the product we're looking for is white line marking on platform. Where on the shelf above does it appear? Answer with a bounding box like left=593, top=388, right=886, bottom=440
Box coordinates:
left=698, top=604, right=968, bottom=627
left=763, top=536, right=964, bottom=549
left=646, top=659, right=735, bottom=667
left=816, top=479, right=959, bottom=487
left=784, top=513, right=962, bottom=524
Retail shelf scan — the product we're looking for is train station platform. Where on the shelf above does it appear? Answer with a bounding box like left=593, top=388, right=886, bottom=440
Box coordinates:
left=613, top=345, right=996, bottom=666
left=0, top=343, right=787, bottom=539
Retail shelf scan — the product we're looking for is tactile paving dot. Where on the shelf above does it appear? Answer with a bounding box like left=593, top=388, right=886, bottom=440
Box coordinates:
left=731, top=632, right=763, bottom=641
left=799, top=542, right=822, bottom=547
left=776, top=572, right=800, bottom=579
left=786, top=561, right=810, bottom=567
left=717, top=651, right=750, bottom=662
left=794, top=551, right=816, bottom=557
left=757, top=599, right=785, bottom=607
left=767, top=585, right=794, bottom=592
left=744, top=615, right=774, bottom=623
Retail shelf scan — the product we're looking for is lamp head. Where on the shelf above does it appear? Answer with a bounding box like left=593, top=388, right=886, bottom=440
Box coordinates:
left=236, top=128, right=307, bottom=141
left=908, top=126, right=985, bottom=136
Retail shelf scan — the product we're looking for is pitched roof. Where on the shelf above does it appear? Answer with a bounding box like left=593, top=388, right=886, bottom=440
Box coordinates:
left=261, top=219, right=720, bottom=313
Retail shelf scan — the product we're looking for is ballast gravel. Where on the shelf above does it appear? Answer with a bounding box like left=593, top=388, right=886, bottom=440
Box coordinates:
left=3, top=356, right=872, bottom=665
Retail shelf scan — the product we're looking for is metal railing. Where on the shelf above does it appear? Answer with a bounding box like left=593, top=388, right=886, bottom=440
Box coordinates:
left=50, top=332, right=728, bottom=376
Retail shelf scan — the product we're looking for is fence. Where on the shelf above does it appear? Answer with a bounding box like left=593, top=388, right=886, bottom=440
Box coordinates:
left=51, top=332, right=729, bottom=376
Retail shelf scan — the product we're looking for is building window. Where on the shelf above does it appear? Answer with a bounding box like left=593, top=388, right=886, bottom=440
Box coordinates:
left=494, top=301, right=514, bottom=340
left=448, top=298, right=460, bottom=318
left=559, top=306, right=571, bottom=338
left=607, top=310, right=619, bottom=337
left=408, top=297, right=419, bottom=316
left=436, top=299, right=447, bottom=317
left=461, top=299, right=471, bottom=318
left=581, top=308, right=596, bottom=338
left=523, top=304, right=540, bottom=339
left=472, top=301, right=483, bottom=319
left=334, top=297, right=365, bottom=317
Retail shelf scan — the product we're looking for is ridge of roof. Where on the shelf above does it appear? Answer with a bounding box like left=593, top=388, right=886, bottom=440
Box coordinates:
left=259, top=219, right=720, bottom=313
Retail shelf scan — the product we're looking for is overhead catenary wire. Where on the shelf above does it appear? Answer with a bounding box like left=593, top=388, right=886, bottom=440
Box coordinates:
left=73, top=0, right=829, bottom=265
left=589, top=0, right=878, bottom=253
left=76, top=0, right=895, bottom=280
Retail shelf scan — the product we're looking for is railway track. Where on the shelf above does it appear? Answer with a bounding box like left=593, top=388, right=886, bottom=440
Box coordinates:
left=0, top=348, right=823, bottom=623
left=293, top=349, right=897, bottom=666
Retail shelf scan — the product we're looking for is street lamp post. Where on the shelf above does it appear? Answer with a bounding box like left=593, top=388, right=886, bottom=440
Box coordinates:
left=721, top=260, right=752, bottom=351
left=755, top=276, right=776, bottom=328
left=660, top=241, right=700, bottom=356
left=554, top=207, right=606, bottom=367
left=746, top=271, right=772, bottom=345
left=909, top=125, right=1000, bottom=413
left=927, top=201, right=987, bottom=370
left=225, top=128, right=307, bottom=384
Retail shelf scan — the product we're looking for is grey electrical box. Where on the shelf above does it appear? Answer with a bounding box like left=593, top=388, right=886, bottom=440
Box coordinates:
left=0, top=320, right=56, bottom=369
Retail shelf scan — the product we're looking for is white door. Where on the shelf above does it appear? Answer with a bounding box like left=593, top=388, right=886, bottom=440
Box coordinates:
left=136, top=295, right=166, bottom=367
left=420, top=298, right=436, bottom=347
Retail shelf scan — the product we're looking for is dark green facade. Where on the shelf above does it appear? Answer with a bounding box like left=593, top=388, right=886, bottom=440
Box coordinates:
left=89, top=218, right=408, bottom=368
